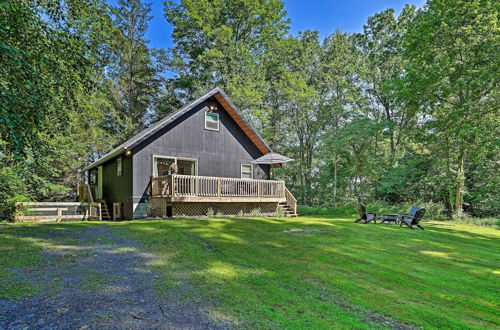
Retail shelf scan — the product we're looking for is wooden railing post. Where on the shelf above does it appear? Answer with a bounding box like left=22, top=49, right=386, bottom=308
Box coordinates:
left=151, top=176, right=156, bottom=196
left=170, top=175, right=176, bottom=197
left=257, top=181, right=261, bottom=197
left=217, top=178, right=221, bottom=197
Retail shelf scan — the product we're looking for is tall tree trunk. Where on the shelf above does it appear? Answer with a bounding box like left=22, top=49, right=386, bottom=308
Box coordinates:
left=383, top=103, right=396, bottom=160
left=453, top=147, right=466, bottom=218
left=332, top=157, right=337, bottom=207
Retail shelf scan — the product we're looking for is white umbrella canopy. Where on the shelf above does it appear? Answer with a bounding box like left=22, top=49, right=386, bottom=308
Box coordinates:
left=251, top=152, right=293, bottom=165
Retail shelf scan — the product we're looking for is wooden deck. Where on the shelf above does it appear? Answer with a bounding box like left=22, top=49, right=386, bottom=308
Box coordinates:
left=151, top=175, right=287, bottom=203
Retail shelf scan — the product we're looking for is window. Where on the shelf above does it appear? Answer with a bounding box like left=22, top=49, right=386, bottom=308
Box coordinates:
left=117, top=157, right=122, bottom=176
left=205, top=111, right=219, bottom=131
left=89, top=170, right=97, bottom=184
left=153, top=156, right=198, bottom=177
left=153, top=157, right=175, bottom=177
left=241, top=164, right=253, bottom=179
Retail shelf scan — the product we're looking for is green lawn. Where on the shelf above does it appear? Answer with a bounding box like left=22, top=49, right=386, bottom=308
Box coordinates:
left=1, top=217, right=499, bottom=328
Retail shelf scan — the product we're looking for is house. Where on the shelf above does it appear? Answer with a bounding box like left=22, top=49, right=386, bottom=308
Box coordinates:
left=80, top=88, right=297, bottom=219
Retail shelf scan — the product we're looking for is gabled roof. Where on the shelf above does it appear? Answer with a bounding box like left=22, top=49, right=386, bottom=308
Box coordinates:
left=82, top=87, right=272, bottom=171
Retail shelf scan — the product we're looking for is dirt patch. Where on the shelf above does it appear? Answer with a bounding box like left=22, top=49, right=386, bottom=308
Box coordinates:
left=0, top=225, right=232, bottom=329
left=284, top=228, right=330, bottom=235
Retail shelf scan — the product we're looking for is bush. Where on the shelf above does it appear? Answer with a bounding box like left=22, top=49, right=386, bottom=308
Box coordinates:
left=275, top=206, right=285, bottom=218
left=1, top=195, right=31, bottom=221
left=206, top=208, right=215, bottom=217
left=0, top=165, right=30, bottom=220
left=298, top=201, right=448, bottom=221
left=297, top=205, right=356, bottom=216
left=249, top=208, right=261, bottom=217
left=451, top=216, right=499, bottom=227
left=420, top=201, right=447, bottom=220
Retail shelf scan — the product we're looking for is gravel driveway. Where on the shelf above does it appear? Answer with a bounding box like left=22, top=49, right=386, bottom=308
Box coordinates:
left=0, top=225, right=229, bottom=329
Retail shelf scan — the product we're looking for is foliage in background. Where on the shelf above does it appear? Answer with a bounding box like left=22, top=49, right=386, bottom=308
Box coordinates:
left=0, top=0, right=498, bottom=219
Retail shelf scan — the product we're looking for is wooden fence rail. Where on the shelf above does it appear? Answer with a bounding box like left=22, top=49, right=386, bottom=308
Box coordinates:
left=15, top=202, right=101, bottom=222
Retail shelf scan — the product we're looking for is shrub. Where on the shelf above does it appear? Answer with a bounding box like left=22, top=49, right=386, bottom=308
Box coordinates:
left=420, top=201, right=447, bottom=220
left=451, top=216, right=499, bottom=227
left=215, top=211, right=224, bottom=218
left=249, top=208, right=261, bottom=217
left=298, top=201, right=449, bottom=221
left=275, top=206, right=285, bottom=218
left=206, top=208, right=215, bottom=217
left=297, top=205, right=356, bottom=216
left=237, top=210, right=244, bottom=217
left=3, top=195, right=31, bottom=222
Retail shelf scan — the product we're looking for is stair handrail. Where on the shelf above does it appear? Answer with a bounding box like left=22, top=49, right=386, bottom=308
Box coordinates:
left=284, top=187, right=297, bottom=215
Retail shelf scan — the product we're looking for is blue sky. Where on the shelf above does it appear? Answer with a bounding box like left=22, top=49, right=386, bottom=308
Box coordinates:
left=143, top=0, right=426, bottom=49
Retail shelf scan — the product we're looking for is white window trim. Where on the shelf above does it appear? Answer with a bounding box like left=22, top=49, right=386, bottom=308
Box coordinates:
left=152, top=155, right=198, bottom=177
left=205, top=110, right=220, bottom=131
left=240, top=163, right=254, bottom=179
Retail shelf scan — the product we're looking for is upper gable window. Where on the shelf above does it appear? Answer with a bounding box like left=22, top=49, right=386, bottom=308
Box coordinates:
left=205, top=111, right=219, bottom=131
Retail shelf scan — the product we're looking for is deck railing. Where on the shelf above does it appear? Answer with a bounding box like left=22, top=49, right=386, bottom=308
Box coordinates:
left=284, top=187, right=297, bottom=215
left=152, top=175, right=285, bottom=199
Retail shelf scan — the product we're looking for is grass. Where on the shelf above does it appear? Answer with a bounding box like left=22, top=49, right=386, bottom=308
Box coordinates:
left=0, top=222, right=93, bottom=299
left=1, top=217, right=499, bottom=328
left=114, top=216, right=500, bottom=329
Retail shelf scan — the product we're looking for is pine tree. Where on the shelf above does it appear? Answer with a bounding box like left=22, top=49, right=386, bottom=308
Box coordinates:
left=109, top=0, right=160, bottom=141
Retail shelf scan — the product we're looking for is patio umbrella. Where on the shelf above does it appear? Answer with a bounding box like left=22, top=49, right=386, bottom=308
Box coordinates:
left=251, top=152, right=293, bottom=179
left=251, top=152, right=293, bottom=165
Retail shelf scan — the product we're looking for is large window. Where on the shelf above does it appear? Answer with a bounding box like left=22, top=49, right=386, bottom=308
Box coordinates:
left=153, top=156, right=197, bottom=177
left=205, top=111, right=219, bottom=131
left=153, top=157, right=175, bottom=177
left=241, top=164, right=253, bottom=179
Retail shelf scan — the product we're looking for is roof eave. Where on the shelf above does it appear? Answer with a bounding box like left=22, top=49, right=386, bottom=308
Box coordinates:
left=81, top=147, right=127, bottom=172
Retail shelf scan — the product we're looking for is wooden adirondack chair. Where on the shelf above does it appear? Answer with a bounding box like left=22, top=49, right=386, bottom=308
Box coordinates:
left=400, top=208, right=426, bottom=230
left=355, top=203, right=377, bottom=224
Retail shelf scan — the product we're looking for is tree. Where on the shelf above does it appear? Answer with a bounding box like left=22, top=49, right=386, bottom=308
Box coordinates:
left=354, top=6, right=417, bottom=161
left=402, top=0, right=499, bottom=217
left=163, top=0, right=290, bottom=112
left=108, top=0, right=161, bottom=140
left=0, top=0, right=115, bottom=217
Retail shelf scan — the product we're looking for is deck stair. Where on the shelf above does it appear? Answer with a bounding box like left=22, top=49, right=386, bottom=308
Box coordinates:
left=282, top=187, right=298, bottom=217
left=97, top=200, right=111, bottom=221
left=279, top=202, right=297, bottom=217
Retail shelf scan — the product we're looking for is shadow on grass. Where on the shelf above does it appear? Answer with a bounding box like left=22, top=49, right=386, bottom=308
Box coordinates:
left=115, top=216, right=500, bottom=328
left=0, top=223, right=226, bottom=329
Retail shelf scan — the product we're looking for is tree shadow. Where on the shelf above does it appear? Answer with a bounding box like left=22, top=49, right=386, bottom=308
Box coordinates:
left=118, top=216, right=499, bottom=328
left=0, top=223, right=230, bottom=329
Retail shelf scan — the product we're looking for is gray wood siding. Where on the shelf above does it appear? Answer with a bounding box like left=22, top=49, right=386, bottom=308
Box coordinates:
left=131, top=100, right=269, bottom=203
